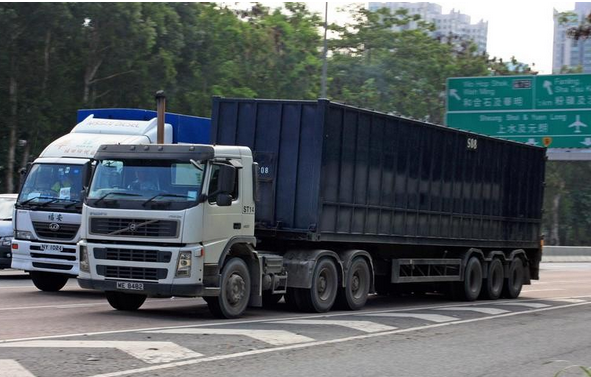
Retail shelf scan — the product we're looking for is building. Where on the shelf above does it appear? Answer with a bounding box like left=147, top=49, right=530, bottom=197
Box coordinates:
left=553, top=2, right=591, bottom=73
left=368, top=2, right=488, bottom=53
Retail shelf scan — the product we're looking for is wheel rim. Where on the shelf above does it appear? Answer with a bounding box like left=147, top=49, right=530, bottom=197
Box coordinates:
left=317, top=268, right=333, bottom=301
left=226, top=273, right=246, bottom=307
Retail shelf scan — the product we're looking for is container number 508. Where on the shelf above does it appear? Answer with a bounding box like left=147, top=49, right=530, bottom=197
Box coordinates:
left=467, top=138, right=478, bottom=150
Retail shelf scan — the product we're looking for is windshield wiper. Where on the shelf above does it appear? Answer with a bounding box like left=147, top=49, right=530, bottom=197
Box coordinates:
left=142, top=193, right=192, bottom=206
left=18, top=196, right=56, bottom=206
left=94, top=192, right=141, bottom=205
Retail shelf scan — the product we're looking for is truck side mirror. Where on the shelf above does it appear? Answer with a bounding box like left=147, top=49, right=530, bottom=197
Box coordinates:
left=218, top=164, right=236, bottom=195
left=216, top=193, right=232, bottom=207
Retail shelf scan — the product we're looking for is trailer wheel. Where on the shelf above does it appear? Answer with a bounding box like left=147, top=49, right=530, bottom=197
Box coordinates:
left=480, top=259, right=504, bottom=300
left=105, top=291, right=147, bottom=311
left=502, top=258, right=524, bottom=299
left=296, top=258, right=339, bottom=313
left=208, top=257, right=251, bottom=319
left=30, top=271, right=69, bottom=292
left=337, top=257, right=370, bottom=310
left=453, top=256, right=482, bottom=301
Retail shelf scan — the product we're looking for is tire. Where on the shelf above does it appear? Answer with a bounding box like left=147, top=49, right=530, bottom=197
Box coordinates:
left=295, top=258, right=339, bottom=313
left=452, top=256, right=483, bottom=301
left=208, top=258, right=251, bottom=319
left=262, top=291, right=283, bottom=307
left=480, top=258, right=504, bottom=300
left=105, top=291, right=147, bottom=311
left=502, top=258, right=524, bottom=299
left=337, top=257, right=371, bottom=310
left=30, top=271, right=69, bottom=292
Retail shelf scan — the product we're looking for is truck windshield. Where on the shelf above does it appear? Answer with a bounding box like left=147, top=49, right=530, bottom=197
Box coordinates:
left=87, top=159, right=204, bottom=210
left=18, top=163, right=86, bottom=209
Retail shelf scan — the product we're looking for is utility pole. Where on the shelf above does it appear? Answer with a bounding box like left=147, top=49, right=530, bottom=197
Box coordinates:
left=321, top=2, right=328, bottom=98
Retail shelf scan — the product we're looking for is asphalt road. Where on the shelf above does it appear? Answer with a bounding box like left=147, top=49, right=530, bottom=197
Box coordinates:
left=1, top=263, right=590, bottom=377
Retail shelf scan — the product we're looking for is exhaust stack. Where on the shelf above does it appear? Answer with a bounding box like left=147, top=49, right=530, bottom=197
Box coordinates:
left=155, top=90, right=166, bottom=144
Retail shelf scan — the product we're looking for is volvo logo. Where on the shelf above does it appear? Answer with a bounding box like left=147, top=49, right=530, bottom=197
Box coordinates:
left=128, top=223, right=138, bottom=232
left=49, top=223, right=60, bottom=231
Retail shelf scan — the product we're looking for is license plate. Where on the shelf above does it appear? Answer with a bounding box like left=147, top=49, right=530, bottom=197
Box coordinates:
left=116, top=281, right=144, bottom=291
left=41, top=244, right=63, bottom=252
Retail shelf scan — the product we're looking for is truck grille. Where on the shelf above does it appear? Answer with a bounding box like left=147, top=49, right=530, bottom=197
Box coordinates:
left=90, top=218, right=178, bottom=237
left=97, top=265, right=167, bottom=281
left=32, top=221, right=80, bottom=240
left=94, top=248, right=172, bottom=263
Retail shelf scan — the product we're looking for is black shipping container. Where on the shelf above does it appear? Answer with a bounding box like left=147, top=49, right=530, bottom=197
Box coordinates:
left=211, top=97, right=546, bottom=250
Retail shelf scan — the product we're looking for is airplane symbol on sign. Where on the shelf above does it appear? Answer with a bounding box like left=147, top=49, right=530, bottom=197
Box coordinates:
left=569, top=115, right=588, bottom=133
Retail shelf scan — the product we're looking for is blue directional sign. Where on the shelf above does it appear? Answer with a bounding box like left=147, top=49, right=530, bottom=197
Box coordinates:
left=446, top=74, right=591, bottom=148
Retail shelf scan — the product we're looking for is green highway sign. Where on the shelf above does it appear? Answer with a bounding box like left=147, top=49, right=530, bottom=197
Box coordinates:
left=446, top=74, right=591, bottom=148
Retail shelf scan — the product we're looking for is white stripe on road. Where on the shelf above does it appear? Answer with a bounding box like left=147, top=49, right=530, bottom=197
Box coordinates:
left=0, top=360, right=35, bottom=377
left=270, top=319, right=396, bottom=333
left=0, top=341, right=202, bottom=364
left=143, top=329, right=314, bottom=346
left=362, top=313, right=458, bottom=323
left=522, top=289, right=566, bottom=293
left=435, top=307, right=509, bottom=315
left=494, top=302, right=550, bottom=309
left=547, top=298, right=587, bottom=303
left=90, top=301, right=591, bottom=377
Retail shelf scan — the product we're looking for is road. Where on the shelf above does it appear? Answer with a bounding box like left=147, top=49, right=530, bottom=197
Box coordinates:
left=0, top=264, right=590, bottom=377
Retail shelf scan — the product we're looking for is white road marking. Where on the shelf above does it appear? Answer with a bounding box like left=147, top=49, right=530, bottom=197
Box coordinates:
left=362, top=313, right=458, bottom=323
left=3, top=296, right=591, bottom=344
left=522, top=288, right=566, bottom=293
left=546, top=298, right=587, bottom=303
left=270, top=319, right=396, bottom=333
left=143, top=329, right=314, bottom=346
left=0, top=341, right=202, bottom=364
left=0, top=303, right=105, bottom=311
left=494, top=302, right=550, bottom=309
left=89, top=301, right=591, bottom=377
left=0, top=359, right=35, bottom=377
left=435, top=307, right=509, bottom=315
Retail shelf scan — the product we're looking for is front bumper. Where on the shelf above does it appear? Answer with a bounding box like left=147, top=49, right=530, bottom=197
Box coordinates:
left=11, top=239, right=78, bottom=276
left=78, top=278, right=205, bottom=297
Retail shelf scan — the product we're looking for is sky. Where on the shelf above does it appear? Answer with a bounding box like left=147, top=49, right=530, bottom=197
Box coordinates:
left=257, top=1, right=583, bottom=75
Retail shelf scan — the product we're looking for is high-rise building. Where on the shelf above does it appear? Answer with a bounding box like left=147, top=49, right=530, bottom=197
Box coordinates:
left=368, top=2, right=488, bottom=53
left=553, top=2, right=591, bottom=73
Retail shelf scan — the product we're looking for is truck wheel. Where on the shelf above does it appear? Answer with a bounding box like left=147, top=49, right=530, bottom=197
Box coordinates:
left=480, top=259, right=504, bottom=300
left=452, top=256, right=482, bottom=301
left=105, top=291, right=147, bottom=311
left=502, top=258, right=524, bottom=299
left=208, top=257, right=251, bottom=319
left=296, top=258, right=338, bottom=313
left=30, top=271, right=69, bottom=292
left=337, top=257, right=370, bottom=310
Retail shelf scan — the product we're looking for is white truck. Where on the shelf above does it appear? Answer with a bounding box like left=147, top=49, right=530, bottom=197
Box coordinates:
left=77, top=98, right=545, bottom=319
left=12, top=109, right=210, bottom=291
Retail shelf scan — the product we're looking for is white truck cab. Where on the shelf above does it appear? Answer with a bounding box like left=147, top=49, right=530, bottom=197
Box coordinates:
left=12, top=115, right=172, bottom=291
left=77, top=144, right=272, bottom=318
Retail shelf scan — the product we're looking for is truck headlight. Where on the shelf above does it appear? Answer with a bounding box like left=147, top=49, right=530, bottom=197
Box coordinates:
left=1, top=236, right=12, bottom=247
left=176, top=250, right=192, bottom=277
left=79, top=245, right=90, bottom=273
left=16, top=231, right=35, bottom=241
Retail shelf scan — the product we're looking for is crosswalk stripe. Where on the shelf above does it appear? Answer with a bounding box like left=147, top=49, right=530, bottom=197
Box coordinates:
left=0, top=360, right=35, bottom=377
left=494, top=302, right=550, bottom=309
left=270, top=319, right=396, bottom=333
left=0, top=341, right=202, bottom=364
left=362, top=313, right=458, bottom=323
left=435, top=307, right=509, bottom=315
left=143, top=329, right=314, bottom=346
